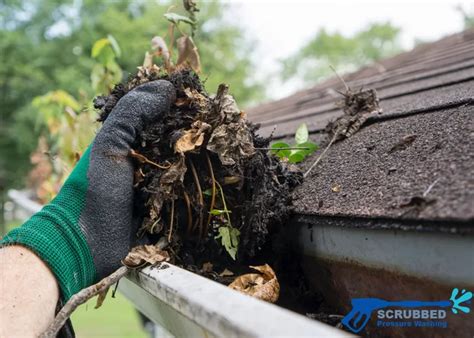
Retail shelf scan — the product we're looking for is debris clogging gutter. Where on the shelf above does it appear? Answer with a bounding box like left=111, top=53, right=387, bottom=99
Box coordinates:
left=119, top=264, right=350, bottom=338
left=8, top=190, right=351, bottom=337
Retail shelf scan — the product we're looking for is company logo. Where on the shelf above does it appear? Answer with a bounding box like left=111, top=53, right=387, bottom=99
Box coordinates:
left=342, top=288, right=472, bottom=333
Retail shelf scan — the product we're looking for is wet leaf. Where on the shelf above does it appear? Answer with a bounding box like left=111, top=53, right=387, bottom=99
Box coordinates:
left=122, top=244, right=170, bottom=269
left=295, top=123, right=309, bottom=144
left=176, top=36, right=201, bottom=73
left=228, top=264, right=280, bottom=303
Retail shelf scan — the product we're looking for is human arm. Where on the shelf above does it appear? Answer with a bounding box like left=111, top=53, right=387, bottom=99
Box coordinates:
left=0, top=245, right=59, bottom=338
left=0, top=80, right=176, bottom=336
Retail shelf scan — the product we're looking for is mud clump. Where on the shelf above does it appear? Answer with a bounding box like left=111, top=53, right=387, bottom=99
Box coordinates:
left=94, top=68, right=302, bottom=269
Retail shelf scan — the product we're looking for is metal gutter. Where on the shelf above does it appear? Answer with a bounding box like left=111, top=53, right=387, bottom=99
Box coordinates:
left=7, top=189, right=351, bottom=337
left=7, top=189, right=42, bottom=215
left=119, top=264, right=352, bottom=338
left=290, top=216, right=474, bottom=337
left=293, top=220, right=474, bottom=286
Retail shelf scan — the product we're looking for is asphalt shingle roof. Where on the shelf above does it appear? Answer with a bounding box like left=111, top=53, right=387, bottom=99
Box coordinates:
left=247, top=29, right=474, bottom=225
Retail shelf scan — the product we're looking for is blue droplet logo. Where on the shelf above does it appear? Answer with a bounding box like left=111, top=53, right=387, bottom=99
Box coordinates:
left=450, top=288, right=472, bottom=314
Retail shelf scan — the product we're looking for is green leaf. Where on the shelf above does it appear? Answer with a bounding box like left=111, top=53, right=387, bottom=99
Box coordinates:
left=270, top=141, right=291, bottom=158
left=295, top=141, right=319, bottom=156
left=288, top=152, right=306, bottom=163
left=215, top=226, right=240, bottom=260
left=295, top=123, right=309, bottom=144
left=107, top=34, right=121, bottom=58
left=91, top=38, right=110, bottom=58
left=164, top=13, right=195, bottom=25
left=203, top=188, right=213, bottom=196
left=210, top=209, right=226, bottom=216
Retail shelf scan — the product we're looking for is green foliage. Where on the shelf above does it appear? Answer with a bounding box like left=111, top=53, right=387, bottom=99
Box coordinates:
left=164, top=12, right=195, bottom=26
left=91, top=35, right=122, bottom=94
left=215, top=226, right=240, bottom=260
left=281, top=22, right=402, bottom=84
left=210, top=209, right=232, bottom=216
left=0, top=0, right=264, bottom=193
left=271, top=123, right=318, bottom=163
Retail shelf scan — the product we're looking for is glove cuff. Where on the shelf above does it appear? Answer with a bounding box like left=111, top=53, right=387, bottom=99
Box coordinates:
left=1, top=203, right=96, bottom=301
left=1, top=147, right=96, bottom=301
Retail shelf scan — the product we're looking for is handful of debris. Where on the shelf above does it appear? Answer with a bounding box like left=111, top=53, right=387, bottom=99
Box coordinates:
left=95, top=67, right=301, bottom=270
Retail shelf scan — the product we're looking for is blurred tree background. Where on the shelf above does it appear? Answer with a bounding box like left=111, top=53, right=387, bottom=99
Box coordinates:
left=0, top=0, right=264, bottom=197
left=281, top=22, right=402, bottom=84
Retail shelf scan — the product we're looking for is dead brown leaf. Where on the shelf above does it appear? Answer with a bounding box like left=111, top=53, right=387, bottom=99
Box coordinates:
left=207, top=121, right=255, bottom=166
left=202, top=262, right=213, bottom=273
left=174, top=121, right=211, bottom=153
left=159, top=155, right=187, bottom=198
left=176, top=36, right=201, bottom=73
left=122, top=244, right=170, bottom=269
left=95, top=287, right=109, bottom=309
left=219, top=268, right=234, bottom=277
left=228, top=264, right=279, bottom=303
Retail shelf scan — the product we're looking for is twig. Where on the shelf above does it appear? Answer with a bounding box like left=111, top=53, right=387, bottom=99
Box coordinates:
left=204, top=152, right=217, bottom=238
left=168, top=199, right=175, bottom=242
left=40, top=266, right=129, bottom=338
left=255, top=147, right=311, bottom=151
left=304, top=134, right=338, bottom=178
left=215, top=181, right=232, bottom=227
left=189, top=159, right=204, bottom=233
left=330, top=65, right=349, bottom=92
left=183, top=191, right=193, bottom=234
left=423, top=178, right=440, bottom=197
left=130, top=149, right=171, bottom=169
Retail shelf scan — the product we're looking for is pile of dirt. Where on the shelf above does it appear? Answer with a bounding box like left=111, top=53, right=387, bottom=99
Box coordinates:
left=94, top=68, right=302, bottom=271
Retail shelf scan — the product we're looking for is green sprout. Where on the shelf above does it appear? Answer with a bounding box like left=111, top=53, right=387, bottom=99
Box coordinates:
left=209, top=181, right=240, bottom=260
left=270, top=123, right=318, bottom=163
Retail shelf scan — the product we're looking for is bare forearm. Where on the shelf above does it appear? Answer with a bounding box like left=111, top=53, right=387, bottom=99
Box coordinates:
left=0, top=245, right=59, bottom=337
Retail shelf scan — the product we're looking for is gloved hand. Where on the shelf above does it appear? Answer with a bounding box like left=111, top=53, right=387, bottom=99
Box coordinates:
left=1, top=80, right=176, bottom=301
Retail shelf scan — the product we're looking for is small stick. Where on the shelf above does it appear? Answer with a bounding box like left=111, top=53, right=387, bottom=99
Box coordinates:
left=168, top=199, right=175, bottom=242
left=204, top=152, right=217, bottom=238
left=304, top=134, right=338, bottom=178
left=423, top=178, right=440, bottom=197
left=330, top=65, right=350, bottom=92
left=40, top=266, right=129, bottom=338
left=215, top=181, right=232, bottom=227
left=130, top=149, right=171, bottom=169
left=189, top=159, right=204, bottom=233
left=183, top=191, right=193, bottom=235
left=255, top=147, right=311, bottom=151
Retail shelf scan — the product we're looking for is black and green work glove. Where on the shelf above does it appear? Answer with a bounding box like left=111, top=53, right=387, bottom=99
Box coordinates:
left=1, top=80, right=176, bottom=301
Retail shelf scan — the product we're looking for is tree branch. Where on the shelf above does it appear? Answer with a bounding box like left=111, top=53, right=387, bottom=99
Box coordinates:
left=40, top=266, right=129, bottom=338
